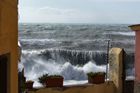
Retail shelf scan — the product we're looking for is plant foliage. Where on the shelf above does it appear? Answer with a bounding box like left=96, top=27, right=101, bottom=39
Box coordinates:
left=87, top=72, right=105, bottom=77
left=38, top=74, right=48, bottom=85
left=38, top=74, right=63, bottom=86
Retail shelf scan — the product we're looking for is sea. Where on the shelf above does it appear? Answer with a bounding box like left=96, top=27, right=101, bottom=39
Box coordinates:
left=18, top=23, right=135, bottom=87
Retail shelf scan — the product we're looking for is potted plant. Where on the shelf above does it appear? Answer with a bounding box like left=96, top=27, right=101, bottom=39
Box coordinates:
left=46, top=75, right=64, bottom=87
left=25, top=80, right=34, bottom=89
left=38, top=74, right=64, bottom=87
left=87, top=72, right=105, bottom=84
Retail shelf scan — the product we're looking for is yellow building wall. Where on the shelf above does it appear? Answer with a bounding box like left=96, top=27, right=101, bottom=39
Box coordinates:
left=0, top=0, right=18, bottom=93
left=29, top=82, right=116, bottom=93
left=109, top=48, right=123, bottom=93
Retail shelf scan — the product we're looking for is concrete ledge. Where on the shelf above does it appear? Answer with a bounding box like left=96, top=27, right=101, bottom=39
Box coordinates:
left=28, top=81, right=116, bottom=93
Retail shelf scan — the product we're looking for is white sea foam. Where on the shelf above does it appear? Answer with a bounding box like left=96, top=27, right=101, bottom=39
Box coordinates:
left=22, top=49, right=46, bottom=55
left=19, top=55, right=134, bottom=87
left=118, top=32, right=135, bottom=36
left=22, top=48, right=105, bottom=55
left=19, top=57, right=106, bottom=87
left=18, top=62, right=24, bottom=72
left=83, top=61, right=106, bottom=73
left=24, top=61, right=106, bottom=80
left=20, top=38, right=57, bottom=42
left=114, top=32, right=135, bottom=36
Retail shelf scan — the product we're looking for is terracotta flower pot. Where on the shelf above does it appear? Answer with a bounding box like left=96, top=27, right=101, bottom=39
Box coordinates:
left=25, top=81, right=34, bottom=89
left=45, top=76, right=63, bottom=87
left=88, top=74, right=105, bottom=84
left=87, top=72, right=105, bottom=84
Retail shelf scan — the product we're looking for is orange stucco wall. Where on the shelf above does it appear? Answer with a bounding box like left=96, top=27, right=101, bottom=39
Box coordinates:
left=0, top=0, right=18, bottom=93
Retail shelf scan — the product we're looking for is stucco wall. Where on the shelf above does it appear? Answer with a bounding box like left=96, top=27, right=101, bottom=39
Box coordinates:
left=129, top=24, right=140, bottom=93
left=109, top=48, right=123, bottom=93
left=0, top=0, right=18, bottom=93
left=29, top=82, right=116, bottom=93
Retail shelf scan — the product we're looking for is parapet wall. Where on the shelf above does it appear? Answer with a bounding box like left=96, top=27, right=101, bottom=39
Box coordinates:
left=29, top=82, right=115, bottom=93
left=109, top=48, right=124, bottom=93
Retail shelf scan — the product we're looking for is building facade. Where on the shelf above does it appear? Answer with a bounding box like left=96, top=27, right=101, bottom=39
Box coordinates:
left=129, top=24, right=140, bottom=93
left=0, top=0, right=18, bottom=93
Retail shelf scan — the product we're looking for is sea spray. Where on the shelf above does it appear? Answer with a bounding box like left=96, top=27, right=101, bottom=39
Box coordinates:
left=20, top=59, right=106, bottom=87
left=20, top=50, right=107, bottom=85
left=19, top=48, right=134, bottom=82
left=83, top=61, right=106, bottom=73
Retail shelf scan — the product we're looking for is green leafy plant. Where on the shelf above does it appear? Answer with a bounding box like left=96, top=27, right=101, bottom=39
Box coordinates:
left=87, top=72, right=105, bottom=77
left=38, top=74, right=63, bottom=86
left=38, top=74, right=48, bottom=86
left=47, top=75, right=63, bottom=78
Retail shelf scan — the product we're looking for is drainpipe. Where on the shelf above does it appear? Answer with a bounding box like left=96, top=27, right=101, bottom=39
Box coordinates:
left=129, top=24, right=140, bottom=93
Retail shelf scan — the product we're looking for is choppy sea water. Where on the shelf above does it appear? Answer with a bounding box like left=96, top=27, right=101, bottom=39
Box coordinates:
left=18, top=23, right=135, bottom=87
